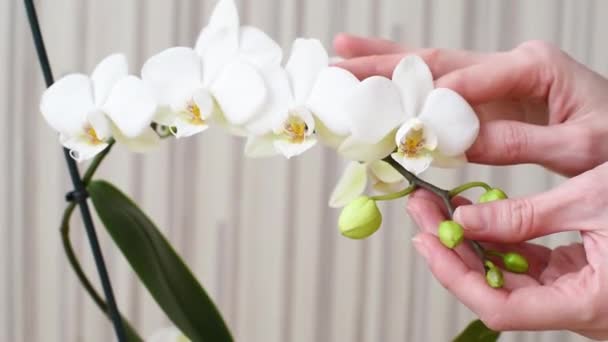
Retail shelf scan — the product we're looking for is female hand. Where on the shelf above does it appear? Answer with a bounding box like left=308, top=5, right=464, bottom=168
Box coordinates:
left=406, top=162, right=608, bottom=339
left=333, top=34, right=608, bottom=177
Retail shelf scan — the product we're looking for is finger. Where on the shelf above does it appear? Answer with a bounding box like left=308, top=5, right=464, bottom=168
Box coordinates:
left=453, top=180, right=589, bottom=243
left=408, top=190, right=550, bottom=278
left=333, top=33, right=404, bottom=58
left=413, top=233, right=587, bottom=331
left=465, top=121, right=590, bottom=176
left=539, top=243, right=587, bottom=285
left=334, top=48, right=490, bottom=80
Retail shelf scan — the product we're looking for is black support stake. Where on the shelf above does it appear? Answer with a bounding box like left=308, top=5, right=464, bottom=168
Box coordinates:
left=23, top=1, right=127, bottom=341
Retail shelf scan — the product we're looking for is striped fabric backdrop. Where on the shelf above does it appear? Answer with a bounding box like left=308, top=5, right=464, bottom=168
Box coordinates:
left=1, top=0, right=602, bottom=341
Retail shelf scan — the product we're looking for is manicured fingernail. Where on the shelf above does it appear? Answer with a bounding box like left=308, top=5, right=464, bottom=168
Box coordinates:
left=412, top=236, right=430, bottom=260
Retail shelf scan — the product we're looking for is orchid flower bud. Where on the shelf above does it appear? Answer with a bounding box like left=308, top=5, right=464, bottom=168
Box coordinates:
left=438, top=220, right=464, bottom=249
left=338, top=196, right=382, bottom=239
left=484, top=260, right=504, bottom=288
left=503, top=252, right=529, bottom=273
left=478, top=188, right=508, bottom=203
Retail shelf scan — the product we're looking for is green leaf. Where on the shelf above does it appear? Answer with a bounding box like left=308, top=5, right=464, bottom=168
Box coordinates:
left=88, top=180, right=232, bottom=342
left=453, top=319, right=500, bottom=342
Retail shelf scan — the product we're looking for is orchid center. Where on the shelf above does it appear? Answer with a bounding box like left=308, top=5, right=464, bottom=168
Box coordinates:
left=280, top=107, right=314, bottom=144
left=85, top=126, right=104, bottom=145
left=396, top=118, right=437, bottom=159
left=185, top=101, right=205, bottom=126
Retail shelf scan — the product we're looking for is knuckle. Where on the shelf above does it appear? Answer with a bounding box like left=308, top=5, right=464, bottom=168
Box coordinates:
left=501, top=123, right=528, bottom=162
left=514, top=40, right=559, bottom=97
left=506, top=199, right=535, bottom=240
left=480, top=312, right=509, bottom=331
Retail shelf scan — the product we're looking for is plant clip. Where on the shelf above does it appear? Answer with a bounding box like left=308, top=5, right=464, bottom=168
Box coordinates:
left=65, top=189, right=89, bottom=203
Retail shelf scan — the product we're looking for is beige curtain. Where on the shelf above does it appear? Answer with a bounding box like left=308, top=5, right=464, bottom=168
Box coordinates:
left=1, top=0, right=600, bottom=341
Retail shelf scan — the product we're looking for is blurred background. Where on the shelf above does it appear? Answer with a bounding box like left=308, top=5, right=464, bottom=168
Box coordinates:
left=1, top=0, right=604, bottom=341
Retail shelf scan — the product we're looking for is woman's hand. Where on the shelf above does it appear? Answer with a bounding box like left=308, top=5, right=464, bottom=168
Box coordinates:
left=333, top=34, right=608, bottom=177
left=406, top=162, right=608, bottom=339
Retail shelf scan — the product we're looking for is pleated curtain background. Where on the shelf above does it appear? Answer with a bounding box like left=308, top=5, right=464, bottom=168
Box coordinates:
left=1, top=0, right=602, bottom=341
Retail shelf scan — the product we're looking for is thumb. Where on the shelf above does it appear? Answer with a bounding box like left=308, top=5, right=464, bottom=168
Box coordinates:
left=453, top=188, right=582, bottom=243
left=466, top=121, right=589, bottom=176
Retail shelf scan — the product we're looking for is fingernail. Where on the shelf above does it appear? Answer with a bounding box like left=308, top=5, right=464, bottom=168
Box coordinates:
left=412, top=236, right=430, bottom=260
left=453, top=206, right=481, bottom=231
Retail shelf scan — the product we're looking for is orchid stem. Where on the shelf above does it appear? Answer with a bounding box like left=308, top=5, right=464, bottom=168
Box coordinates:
left=449, top=181, right=491, bottom=197
left=382, top=156, right=487, bottom=265
left=371, top=184, right=416, bottom=201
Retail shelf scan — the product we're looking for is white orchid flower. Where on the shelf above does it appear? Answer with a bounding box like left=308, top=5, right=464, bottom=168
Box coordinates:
left=40, top=54, right=158, bottom=162
left=142, top=0, right=282, bottom=138
left=389, top=56, right=479, bottom=174
left=329, top=160, right=405, bottom=208
left=147, top=326, right=189, bottom=342
left=244, top=38, right=328, bottom=158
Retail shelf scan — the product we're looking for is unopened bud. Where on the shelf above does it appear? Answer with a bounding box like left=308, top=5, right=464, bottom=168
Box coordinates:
left=484, top=260, right=504, bottom=288
left=478, top=188, right=508, bottom=203
left=339, top=196, right=382, bottom=239
left=503, top=252, right=529, bottom=273
left=438, top=220, right=464, bottom=249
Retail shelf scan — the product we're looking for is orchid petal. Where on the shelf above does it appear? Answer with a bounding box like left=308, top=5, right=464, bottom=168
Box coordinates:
left=372, top=180, right=405, bottom=195
left=329, top=161, right=367, bottom=208
left=102, top=76, right=157, bottom=138
left=141, top=47, right=203, bottom=108
left=238, top=26, right=283, bottom=68
left=418, top=88, right=479, bottom=156
left=314, top=117, right=347, bottom=149
left=147, top=326, right=187, bottom=342
left=394, top=118, right=438, bottom=151
left=431, top=152, right=467, bottom=168
left=86, top=110, right=112, bottom=140
left=391, top=152, right=432, bottom=175
left=197, top=28, right=238, bottom=85
left=206, top=0, right=239, bottom=34
left=210, top=60, right=267, bottom=125
left=192, top=88, right=215, bottom=120
left=285, top=38, right=328, bottom=105
left=60, top=134, right=108, bottom=162
left=91, top=53, right=128, bottom=106
left=40, top=74, right=94, bottom=136
left=111, top=125, right=160, bottom=153
left=307, top=67, right=359, bottom=136
left=152, top=106, right=176, bottom=126
left=244, top=135, right=279, bottom=158
left=338, top=130, right=397, bottom=162
left=244, top=65, right=291, bottom=135
left=346, top=76, right=404, bottom=144
left=173, top=117, right=209, bottom=138
left=368, top=160, right=404, bottom=184
left=391, top=55, right=433, bottom=117
left=273, top=137, right=317, bottom=159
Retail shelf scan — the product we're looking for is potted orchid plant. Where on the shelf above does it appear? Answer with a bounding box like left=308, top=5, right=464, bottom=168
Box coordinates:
left=26, top=0, right=528, bottom=341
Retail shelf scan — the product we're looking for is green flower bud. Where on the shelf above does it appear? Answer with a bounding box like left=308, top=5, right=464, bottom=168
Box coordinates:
left=438, top=220, right=464, bottom=249
left=503, top=252, right=529, bottom=273
left=339, top=196, right=382, bottom=239
left=484, top=261, right=504, bottom=288
left=478, top=188, right=508, bottom=203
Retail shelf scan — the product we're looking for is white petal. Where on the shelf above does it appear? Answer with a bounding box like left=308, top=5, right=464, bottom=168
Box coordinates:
left=431, top=152, right=467, bottom=168
left=86, top=110, right=112, bottom=140
left=368, top=160, right=404, bottom=184
left=394, top=117, right=438, bottom=151
left=141, top=47, right=203, bottom=108
left=205, top=0, right=239, bottom=34
left=314, top=117, right=347, bottom=149
left=210, top=61, right=267, bottom=125
left=391, top=152, right=432, bottom=175
left=338, top=130, right=397, bottom=162
left=307, top=67, right=359, bottom=136
left=285, top=38, right=328, bottom=105
left=173, top=117, right=209, bottom=138
left=346, top=76, right=404, bottom=144
left=60, top=134, right=108, bottom=162
left=111, top=125, right=160, bottom=153
left=146, top=326, right=187, bottom=342
left=91, top=53, right=128, bottom=106
left=391, top=55, right=433, bottom=116
left=238, top=26, right=283, bottom=68
left=273, top=137, right=317, bottom=158
left=102, top=76, right=157, bottom=138
left=329, top=161, right=367, bottom=208
left=197, top=28, right=238, bottom=85
left=192, top=88, right=215, bottom=119
left=243, top=65, right=291, bottom=135
left=418, top=88, right=479, bottom=156
left=372, top=180, right=405, bottom=195
left=244, top=135, right=278, bottom=158
left=152, top=106, right=176, bottom=126
left=40, top=74, right=94, bottom=135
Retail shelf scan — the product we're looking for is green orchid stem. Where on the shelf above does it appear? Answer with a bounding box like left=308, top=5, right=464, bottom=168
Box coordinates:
left=449, top=181, right=492, bottom=197
left=59, top=141, right=143, bottom=340
left=485, top=250, right=505, bottom=258
left=371, top=184, right=416, bottom=201
left=382, top=156, right=488, bottom=266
